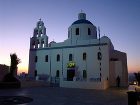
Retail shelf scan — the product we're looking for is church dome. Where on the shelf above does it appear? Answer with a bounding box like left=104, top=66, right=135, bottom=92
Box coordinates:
left=72, top=19, right=93, bottom=25
left=68, top=12, right=97, bottom=40
left=72, top=12, right=93, bottom=25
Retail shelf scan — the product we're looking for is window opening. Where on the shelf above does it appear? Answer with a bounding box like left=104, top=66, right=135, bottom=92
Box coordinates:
left=83, top=53, right=86, bottom=60
left=69, top=54, right=72, bottom=61
left=76, top=28, right=79, bottom=35
left=45, top=55, right=48, bottom=62
left=88, top=28, right=91, bottom=35
left=57, top=54, right=60, bottom=61
left=83, top=70, right=87, bottom=79
left=56, top=70, right=59, bottom=77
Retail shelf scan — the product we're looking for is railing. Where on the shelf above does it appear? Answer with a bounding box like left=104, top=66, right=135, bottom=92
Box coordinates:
left=89, top=78, right=101, bottom=82
left=63, top=77, right=101, bottom=82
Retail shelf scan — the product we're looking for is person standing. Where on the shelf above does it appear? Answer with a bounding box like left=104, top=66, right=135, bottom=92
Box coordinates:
left=116, top=76, right=120, bottom=87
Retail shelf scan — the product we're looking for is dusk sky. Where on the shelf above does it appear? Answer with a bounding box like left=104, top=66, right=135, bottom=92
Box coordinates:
left=0, top=0, right=140, bottom=74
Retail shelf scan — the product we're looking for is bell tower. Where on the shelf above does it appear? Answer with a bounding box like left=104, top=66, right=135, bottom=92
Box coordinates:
left=30, top=19, right=48, bottom=49
left=28, top=19, right=49, bottom=79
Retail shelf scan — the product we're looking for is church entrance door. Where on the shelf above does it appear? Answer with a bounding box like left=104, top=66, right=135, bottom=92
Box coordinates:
left=67, top=69, right=75, bottom=81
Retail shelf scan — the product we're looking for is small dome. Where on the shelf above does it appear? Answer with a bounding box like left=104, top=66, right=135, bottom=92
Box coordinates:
left=49, top=41, right=56, bottom=47
left=101, top=36, right=111, bottom=42
left=49, top=41, right=56, bottom=44
left=101, top=36, right=110, bottom=40
left=101, top=36, right=114, bottom=50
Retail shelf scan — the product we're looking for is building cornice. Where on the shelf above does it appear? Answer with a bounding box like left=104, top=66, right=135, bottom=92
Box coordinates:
left=30, top=43, right=108, bottom=51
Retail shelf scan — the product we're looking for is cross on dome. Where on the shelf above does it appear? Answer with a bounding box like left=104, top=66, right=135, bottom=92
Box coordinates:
left=80, top=9, right=83, bottom=13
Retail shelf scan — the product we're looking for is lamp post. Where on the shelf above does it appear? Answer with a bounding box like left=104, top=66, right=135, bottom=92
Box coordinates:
left=49, top=50, right=52, bottom=85
left=98, top=27, right=102, bottom=82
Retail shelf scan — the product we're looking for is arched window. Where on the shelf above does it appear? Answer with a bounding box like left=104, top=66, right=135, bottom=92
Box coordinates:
left=76, top=28, right=79, bottom=35
left=57, top=54, right=60, bottom=61
left=39, top=25, right=42, bottom=28
left=34, top=29, right=38, bottom=37
left=88, top=28, right=91, bottom=35
left=97, top=52, right=102, bottom=60
left=35, top=70, right=37, bottom=77
left=100, top=73, right=102, bottom=77
left=45, top=55, right=48, bottom=62
left=83, top=70, right=87, bottom=79
left=83, top=52, right=87, bottom=60
left=41, top=39, right=44, bottom=48
left=69, top=54, right=73, bottom=61
left=40, top=31, right=43, bottom=37
left=35, top=56, right=38, bottom=62
left=36, top=31, right=39, bottom=37
left=37, top=39, right=40, bottom=48
left=32, top=41, right=35, bottom=48
left=56, top=70, right=59, bottom=77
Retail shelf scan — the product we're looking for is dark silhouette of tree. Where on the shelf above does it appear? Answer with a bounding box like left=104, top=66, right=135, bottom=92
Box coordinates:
left=10, top=53, right=21, bottom=76
left=134, top=72, right=140, bottom=86
left=1, top=53, right=21, bottom=88
left=2, top=53, right=21, bottom=86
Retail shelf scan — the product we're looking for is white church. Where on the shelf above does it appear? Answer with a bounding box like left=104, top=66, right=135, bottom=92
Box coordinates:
left=28, top=12, right=128, bottom=89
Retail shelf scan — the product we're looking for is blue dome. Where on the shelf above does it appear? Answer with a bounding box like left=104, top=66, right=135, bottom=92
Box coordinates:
left=72, top=19, right=93, bottom=25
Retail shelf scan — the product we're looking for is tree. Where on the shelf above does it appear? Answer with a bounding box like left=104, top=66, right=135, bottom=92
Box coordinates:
left=1, top=53, right=21, bottom=88
left=10, top=53, right=21, bottom=76
left=134, top=72, right=140, bottom=86
left=2, top=53, right=21, bottom=82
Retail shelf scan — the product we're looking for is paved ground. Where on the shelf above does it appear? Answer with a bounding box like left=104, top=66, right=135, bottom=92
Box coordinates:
left=0, top=86, right=128, bottom=105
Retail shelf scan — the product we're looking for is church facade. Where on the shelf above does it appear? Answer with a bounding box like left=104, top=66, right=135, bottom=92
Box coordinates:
left=28, top=13, right=128, bottom=89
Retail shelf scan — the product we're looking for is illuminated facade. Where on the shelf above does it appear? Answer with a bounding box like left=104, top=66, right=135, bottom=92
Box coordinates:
left=28, top=13, right=128, bottom=89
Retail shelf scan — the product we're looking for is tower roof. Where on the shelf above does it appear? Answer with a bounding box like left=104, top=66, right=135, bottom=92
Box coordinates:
left=36, top=18, right=44, bottom=27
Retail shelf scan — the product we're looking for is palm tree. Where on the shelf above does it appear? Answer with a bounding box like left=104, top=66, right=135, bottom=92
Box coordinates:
left=2, top=53, right=21, bottom=88
left=134, top=72, right=140, bottom=86
left=3, top=53, right=20, bottom=82
left=10, top=53, right=21, bottom=76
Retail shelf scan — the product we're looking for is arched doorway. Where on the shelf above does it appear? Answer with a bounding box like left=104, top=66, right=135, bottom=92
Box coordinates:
left=67, top=69, right=75, bottom=81
left=56, top=70, right=59, bottom=77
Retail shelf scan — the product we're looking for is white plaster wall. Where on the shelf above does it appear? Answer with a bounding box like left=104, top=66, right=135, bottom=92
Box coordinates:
left=68, top=24, right=97, bottom=42
left=109, top=61, right=116, bottom=86
left=32, top=42, right=109, bottom=82
left=35, top=50, right=50, bottom=75
left=100, top=45, right=110, bottom=81
left=110, top=51, right=128, bottom=87
left=109, top=61, right=122, bottom=86
left=49, top=49, right=62, bottom=77
left=28, top=50, right=36, bottom=78
left=115, top=61, right=123, bottom=77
